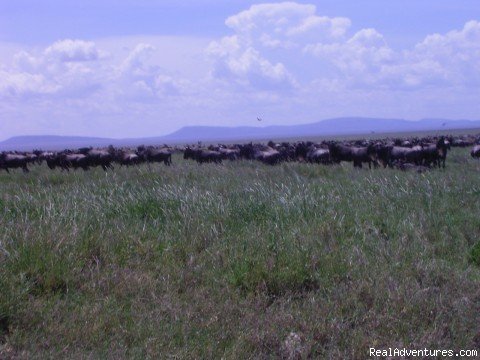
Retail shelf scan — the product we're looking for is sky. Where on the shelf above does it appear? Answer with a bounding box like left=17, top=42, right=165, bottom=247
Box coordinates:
left=1, top=1, right=480, bottom=140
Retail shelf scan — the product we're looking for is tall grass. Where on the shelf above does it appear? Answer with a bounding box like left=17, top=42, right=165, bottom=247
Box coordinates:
left=1, top=149, right=480, bottom=358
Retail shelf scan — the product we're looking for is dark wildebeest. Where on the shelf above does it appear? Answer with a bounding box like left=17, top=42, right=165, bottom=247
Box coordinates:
left=78, top=148, right=114, bottom=171
left=138, top=146, right=172, bottom=166
left=235, top=143, right=282, bottom=165
left=394, top=162, right=430, bottom=173
left=306, top=146, right=331, bottom=164
left=60, top=153, right=90, bottom=171
left=420, top=137, right=449, bottom=168
left=294, top=141, right=313, bottom=161
left=183, top=147, right=223, bottom=164
left=218, top=147, right=240, bottom=161
left=113, top=149, right=141, bottom=166
left=24, top=153, right=39, bottom=165
left=452, top=137, right=474, bottom=147
left=471, top=144, right=480, bottom=158
left=209, top=145, right=240, bottom=161
left=238, top=143, right=256, bottom=160
left=183, top=146, right=197, bottom=161
left=0, top=153, right=30, bottom=173
left=44, top=152, right=62, bottom=170
left=328, top=143, right=377, bottom=168
left=253, top=146, right=282, bottom=165
left=376, top=144, right=423, bottom=168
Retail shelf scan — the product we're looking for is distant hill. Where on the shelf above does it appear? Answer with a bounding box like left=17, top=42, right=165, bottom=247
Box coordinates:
left=0, top=135, right=116, bottom=151
left=161, top=117, right=480, bottom=142
left=2, top=117, right=480, bottom=150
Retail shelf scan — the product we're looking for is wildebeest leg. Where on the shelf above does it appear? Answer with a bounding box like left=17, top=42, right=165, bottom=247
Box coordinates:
left=22, top=165, right=29, bottom=173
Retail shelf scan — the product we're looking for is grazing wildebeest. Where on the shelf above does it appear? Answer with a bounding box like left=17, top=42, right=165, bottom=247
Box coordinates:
left=210, top=145, right=240, bottom=161
left=138, top=146, right=172, bottom=166
left=253, top=146, right=282, bottom=165
left=452, top=137, right=474, bottom=147
left=376, top=144, right=423, bottom=168
left=328, top=142, right=377, bottom=168
left=294, top=141, right=312, bottom=161
left=306, top=146, right=331, bottom=164
left=420, top=137, right=449, bottom=168
left=183, top=147, right=223, bottom=164
left=471, top=144, right=480, bottom=158
left=238, top=143, right=256, bottom=160
left=44, top=152, right=62, bottom=170
left=87, top=149, right=114, bottom=171
left=77, top=148, right=114, bottom=171
left=54, top=151, right=91, bottom=171
left=394, top=162, right=429, bottom=173
left=24, top=153, right=39, bottom=165
left=0, top=153, right=30, bottom=173
left=113, top=149, right=141, bottom=166
left=197, top=150, right=223, bottom=164
left=183, top=146, right=197, bottom=161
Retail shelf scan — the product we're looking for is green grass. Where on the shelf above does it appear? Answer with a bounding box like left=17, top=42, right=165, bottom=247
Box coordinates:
left=1, top=149, right=480, bottom=358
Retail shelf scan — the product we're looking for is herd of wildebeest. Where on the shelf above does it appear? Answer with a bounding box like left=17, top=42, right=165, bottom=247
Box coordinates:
left=2, top=134, right=480, bottom=174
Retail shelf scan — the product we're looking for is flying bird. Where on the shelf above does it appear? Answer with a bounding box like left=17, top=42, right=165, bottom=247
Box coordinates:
left=257, top=117, right=262, bottom=122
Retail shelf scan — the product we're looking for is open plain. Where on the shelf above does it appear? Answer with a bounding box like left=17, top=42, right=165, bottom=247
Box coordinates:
left=1, top=145, right=480, bottom=358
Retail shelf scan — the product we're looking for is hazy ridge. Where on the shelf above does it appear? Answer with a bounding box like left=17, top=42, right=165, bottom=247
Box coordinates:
left=2, top=117, right=480, bottom=150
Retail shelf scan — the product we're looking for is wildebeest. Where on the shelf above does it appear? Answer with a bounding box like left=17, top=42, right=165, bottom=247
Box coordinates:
left=393, top=161, right=430, bottom=173
left=388, top=145, right=424, bottom=166
left=77, top=148, right=114, bottom=171
left=328, top=142, right=378, bottom=168
left=60, top=153, right=90, bottom=171
left=89, top=149, right=114, bottom=171
left=306, top=145, right=331, bottom=164
left=236, top=143, right=282, bottom=165
left=471, top=144, right=480, bottom=158
left=376, top=137, right=449, bottom=168
left=218, top=147, right=240, bottom=161
left=420, top=137, right=449, bottom=168
left=184, top=147, right=223, bottom=164
left=0, top=153, right=30, bottom=173
left=113, top=149, right=141, bottom=166
left=137, top=146, right=172, bottom=166
left=253, top=146, right=282, bottom=165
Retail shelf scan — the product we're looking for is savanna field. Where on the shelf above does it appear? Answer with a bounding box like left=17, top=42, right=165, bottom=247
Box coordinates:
left=1, top=148, right=480, bottom=359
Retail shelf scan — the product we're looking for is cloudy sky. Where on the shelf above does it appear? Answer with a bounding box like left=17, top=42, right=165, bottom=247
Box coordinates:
left=1, top=1, right=480, bottom=140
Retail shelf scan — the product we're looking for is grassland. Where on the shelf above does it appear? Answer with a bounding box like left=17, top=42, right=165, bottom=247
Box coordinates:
left=1, top=149, right=480, bottom=359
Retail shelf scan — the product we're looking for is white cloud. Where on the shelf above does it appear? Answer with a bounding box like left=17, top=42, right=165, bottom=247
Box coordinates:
left=0, top=70, right=58, bottom=96
left=1, top=3, right=480, bottom=141
left=44, top=39, right=102, bottom=62
left=225, top=2, right=350, bottom=43
left=406, top=20, right=480, bottom=87
left=302, top=19, right=480, bottom=90
left=207, top=36, right=296, bottom=91
left=118, top=43, right=155, bottom=75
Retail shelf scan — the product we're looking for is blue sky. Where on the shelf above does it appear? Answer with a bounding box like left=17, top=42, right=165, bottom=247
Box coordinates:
left=1, top=1, right=480, bottom=140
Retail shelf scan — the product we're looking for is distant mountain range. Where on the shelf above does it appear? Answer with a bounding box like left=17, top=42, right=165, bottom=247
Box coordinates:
left=1, top=117, right=480, bottom=151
